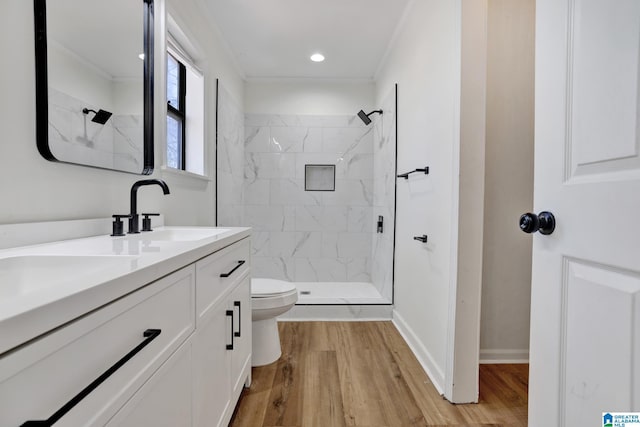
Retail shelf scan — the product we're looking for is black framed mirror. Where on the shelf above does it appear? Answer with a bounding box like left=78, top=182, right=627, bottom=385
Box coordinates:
left=34, top=0, right=154, bottom=175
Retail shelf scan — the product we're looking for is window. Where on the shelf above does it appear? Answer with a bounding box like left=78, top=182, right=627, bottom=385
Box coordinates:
left=166, top=53, right=186, bottom=170
left=165, top=27, right=205, bottom=176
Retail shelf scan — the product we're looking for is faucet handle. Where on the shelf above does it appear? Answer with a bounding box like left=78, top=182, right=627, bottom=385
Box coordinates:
left=111, top=214, right=132, bottom=237
left=141, top=213, right=160, bottom=232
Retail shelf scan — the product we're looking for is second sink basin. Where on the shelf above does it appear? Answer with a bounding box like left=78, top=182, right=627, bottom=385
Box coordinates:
left=127, top=227, right=230, bottom=242
left=0, top=255, right=137, bottom=298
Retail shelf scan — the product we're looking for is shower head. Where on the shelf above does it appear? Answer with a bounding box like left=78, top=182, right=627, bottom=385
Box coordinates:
left=357, top=110, right=372, bottom=125
left=82, top=108, right=113, bottom=125
left=357, top=109, right=383, bottom=125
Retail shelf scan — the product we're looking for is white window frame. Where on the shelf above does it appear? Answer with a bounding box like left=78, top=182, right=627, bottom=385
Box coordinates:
left=162, top=15, right=207, bottom=178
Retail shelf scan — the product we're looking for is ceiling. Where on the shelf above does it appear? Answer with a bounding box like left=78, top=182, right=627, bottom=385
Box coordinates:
left=201, top=0, right=412, bottom=80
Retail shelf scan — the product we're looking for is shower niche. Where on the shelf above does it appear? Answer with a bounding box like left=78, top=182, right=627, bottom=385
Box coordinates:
left=216, top=82, right=398, bottom=308
left=304, top=164, right=335, bottom=191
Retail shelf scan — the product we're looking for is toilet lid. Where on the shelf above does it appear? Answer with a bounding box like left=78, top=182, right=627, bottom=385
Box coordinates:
left=252, top=278, right=296, bottom=297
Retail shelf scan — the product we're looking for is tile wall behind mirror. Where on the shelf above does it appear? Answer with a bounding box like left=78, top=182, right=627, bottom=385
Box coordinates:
left=34, top=0, right=154, bottom=174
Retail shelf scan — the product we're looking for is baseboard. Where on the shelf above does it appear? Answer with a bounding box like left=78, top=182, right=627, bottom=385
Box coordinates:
left=479, top=349, right=529, bottom=364
left=392, top=310, right=445, bottom=395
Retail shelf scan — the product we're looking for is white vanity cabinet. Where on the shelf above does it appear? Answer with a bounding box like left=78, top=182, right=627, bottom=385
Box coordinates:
left=0, top=230, right=252, bottom=427
left=193, top=238, right=252, bottom=427
left=106, top=339, right=194, bottom=427
left=0, top=265, right=196, bottom=427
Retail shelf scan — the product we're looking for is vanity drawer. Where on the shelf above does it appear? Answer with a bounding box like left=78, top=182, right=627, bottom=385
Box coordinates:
left=195, top=237, right=250, bottom=320
left=0, top=265, right=195, bottom=427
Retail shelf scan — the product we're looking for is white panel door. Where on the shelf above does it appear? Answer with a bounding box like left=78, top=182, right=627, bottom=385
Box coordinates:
left=530, top=0, right=640, bottom=426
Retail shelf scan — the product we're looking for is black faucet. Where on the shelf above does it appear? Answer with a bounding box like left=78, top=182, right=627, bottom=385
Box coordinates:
left=128, top=179, right=170, bottom=233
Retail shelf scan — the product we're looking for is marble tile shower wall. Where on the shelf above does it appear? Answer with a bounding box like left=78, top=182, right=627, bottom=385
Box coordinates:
left=49, top=88, right=143, bottom=173
left=217, top=84, right=245, bottom=227
left=244, top=114, right=375, bottom=282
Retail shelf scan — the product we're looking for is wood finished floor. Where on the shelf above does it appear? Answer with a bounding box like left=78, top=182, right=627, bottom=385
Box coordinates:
left=230, top=322, right=528, bottom=427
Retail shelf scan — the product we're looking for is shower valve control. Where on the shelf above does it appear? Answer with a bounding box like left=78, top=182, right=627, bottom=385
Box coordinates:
left=413, top=235, right=428, bottom=243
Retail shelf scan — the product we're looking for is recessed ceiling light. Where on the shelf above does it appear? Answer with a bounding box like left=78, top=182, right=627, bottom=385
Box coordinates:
left=310, top=53, right=325, bottom=62
left=138, top=53, right=145, bottom=60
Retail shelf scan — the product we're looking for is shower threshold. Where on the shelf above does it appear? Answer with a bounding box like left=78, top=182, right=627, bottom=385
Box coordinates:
left=294, top=281, right=391, bottom=305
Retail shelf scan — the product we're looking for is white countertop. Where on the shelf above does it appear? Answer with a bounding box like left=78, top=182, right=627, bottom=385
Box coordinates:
left=0, top=226, right=251, bottom=356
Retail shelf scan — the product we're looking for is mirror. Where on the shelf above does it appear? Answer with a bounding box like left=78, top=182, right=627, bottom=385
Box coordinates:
left=34, top=0, right=154, bottom=174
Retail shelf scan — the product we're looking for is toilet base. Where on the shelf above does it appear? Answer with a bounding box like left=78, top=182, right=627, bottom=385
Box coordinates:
left=251, top=317, right=282, bottom=367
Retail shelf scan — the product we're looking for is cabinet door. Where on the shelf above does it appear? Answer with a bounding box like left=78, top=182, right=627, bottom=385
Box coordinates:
left=228, top=275, right=252, bottom=399
left=192, top=299, right=233, bottom=427
left=106, top=340, right=193, bottom=427
left=195, top=238, right=250, bottom=321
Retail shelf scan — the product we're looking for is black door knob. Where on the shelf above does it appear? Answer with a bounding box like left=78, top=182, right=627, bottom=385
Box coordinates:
left=519, top=211, right=556, bottom=235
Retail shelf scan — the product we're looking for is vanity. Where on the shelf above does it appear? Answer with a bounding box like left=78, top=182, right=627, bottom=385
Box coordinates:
left=12, top=1, right=252, bottom=423
left=0, top=224, right=251, bottom=426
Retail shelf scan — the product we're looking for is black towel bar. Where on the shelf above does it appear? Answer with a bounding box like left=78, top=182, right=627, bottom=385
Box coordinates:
left=397, top=167, right=429, bottom=179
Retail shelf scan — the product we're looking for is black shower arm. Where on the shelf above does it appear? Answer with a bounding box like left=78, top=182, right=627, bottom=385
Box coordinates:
left=397, top=167, right=429, bottom=179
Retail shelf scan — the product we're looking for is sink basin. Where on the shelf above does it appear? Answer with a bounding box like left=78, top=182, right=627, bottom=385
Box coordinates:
left=127, top=227, right=230, bottom=242
left=0, top=255, right=137, bottom=298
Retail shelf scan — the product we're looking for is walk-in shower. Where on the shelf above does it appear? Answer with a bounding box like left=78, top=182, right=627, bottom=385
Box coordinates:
left=216, top=81, right=398, bottom=310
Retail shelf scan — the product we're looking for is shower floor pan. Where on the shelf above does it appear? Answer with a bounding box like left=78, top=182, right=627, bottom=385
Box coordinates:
left=294, top=282, right=391, bottom=305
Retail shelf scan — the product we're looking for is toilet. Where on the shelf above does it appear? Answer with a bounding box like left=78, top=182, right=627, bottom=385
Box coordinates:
left=251, top=278, right=298, bottom=366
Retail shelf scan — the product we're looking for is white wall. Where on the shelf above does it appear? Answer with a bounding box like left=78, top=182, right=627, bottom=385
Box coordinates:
left=376, top=0, right=462, bottom=394
left=0, top=0, right=242, bottom=227
left=159, top=0, right=243, bottom=225
left=48, top=43, right=116, bottom=111
left=448, top=0, right=488, bottom=402
left=113, top=80, right=144, bottom=115
left=245, top=80, right=374, bottom=115
left=480, top=0, right=535, bottom=363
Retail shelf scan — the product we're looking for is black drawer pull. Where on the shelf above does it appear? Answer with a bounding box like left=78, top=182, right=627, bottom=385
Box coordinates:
left=226, top=310, right=234, bottom=350
left=21, top=329, right=161, bottom=427
left=234, top=301, right=241, bottom=338
left=220, top=260, right=245, bottom=278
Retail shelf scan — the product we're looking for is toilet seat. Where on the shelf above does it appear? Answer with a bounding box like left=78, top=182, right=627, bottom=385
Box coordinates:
left=251, top=278, right=296, bottom=298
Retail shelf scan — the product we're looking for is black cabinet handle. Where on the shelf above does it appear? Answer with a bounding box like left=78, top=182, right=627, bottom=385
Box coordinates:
left=220, top=260, right=245, bottom=278
left=413, top=235, right=428, bottom=243
left=226, top=310, right=234, bottom=350
left=234, top=301, right=241, bottom=338
left=21, top=329, right=161, bottom=427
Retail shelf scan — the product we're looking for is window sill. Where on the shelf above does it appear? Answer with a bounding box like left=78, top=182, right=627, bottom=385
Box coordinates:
left=160, top=165, right=211, bottom=182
